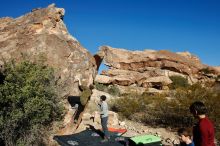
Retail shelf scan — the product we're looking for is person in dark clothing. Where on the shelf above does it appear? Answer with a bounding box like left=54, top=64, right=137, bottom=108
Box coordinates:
left=189, top=101, right=215, bottom=146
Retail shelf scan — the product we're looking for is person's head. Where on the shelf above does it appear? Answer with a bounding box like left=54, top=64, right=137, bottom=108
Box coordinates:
left=100, top=95, right=106, bottom=102
left=189, top=101, right=207, bottom=118
left=178, top=128, right=192, bottom=143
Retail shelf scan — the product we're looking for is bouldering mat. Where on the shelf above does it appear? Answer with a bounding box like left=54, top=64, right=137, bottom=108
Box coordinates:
left=54, top=129, right=129, bottom=146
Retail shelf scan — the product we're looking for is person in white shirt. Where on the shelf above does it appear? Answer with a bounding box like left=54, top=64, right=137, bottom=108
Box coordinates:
left=97, top=95, right=110, bottom=142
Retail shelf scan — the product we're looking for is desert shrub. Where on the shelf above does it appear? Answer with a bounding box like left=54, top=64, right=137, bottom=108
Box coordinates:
left=95, top=82, right=120, bottom=96
left=0, top=60, right=64, bottom=146
left=169, top=75, right=189, bottom=89
left=94, top=82, right=108, bottom=92
left=110, top=83, right=220, bottom=141
left=173, top=84, right=220, bottom=140
left=157, top=84, right=220, bottom=133
left=110, top=93, right=143, bottom=119
left=110, top=92, right=166, bottom=121
left=107, top=85, right=120, bottom=96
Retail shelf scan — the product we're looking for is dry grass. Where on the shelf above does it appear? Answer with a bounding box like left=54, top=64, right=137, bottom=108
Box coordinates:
left=110, top=83, right=220, bottom=141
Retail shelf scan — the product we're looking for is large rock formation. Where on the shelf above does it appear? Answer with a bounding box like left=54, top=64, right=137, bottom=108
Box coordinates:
left=95, top=46, right=219, bottom=90
left=0, top=4, right=97, bottom=97
left=0, top=5, right=98, bottom=141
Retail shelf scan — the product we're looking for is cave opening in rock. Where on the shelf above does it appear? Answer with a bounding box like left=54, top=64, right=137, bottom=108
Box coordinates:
left=152, top=83, right=163, bottom=90
left=67, top=96, right=84, bottom=122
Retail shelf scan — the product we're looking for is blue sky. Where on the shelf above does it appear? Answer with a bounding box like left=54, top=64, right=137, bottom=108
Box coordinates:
left=0, top=0, right=220, bottom=66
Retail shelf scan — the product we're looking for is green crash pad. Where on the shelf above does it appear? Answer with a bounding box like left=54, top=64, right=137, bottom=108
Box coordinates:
left=129, top=135, right=162, bottom=146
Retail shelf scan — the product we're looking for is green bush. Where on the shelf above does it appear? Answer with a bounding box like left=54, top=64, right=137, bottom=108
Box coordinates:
left=110, top=83, right=220, bottom=141
left=107, top=85, right=120, bottom=96
left=94, top=82, right=120, bottom=96
left=0, top=60, right=64, bottom=146
left=110, top=93, right=166, bottom=121
left=94, top=82, right=108, bottom=92
left=110, top=93, right=144, bottom=119
left=169, top=75, right=189, bottom=89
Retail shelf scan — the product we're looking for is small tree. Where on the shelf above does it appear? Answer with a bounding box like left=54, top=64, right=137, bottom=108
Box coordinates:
left=0, top=60, right=64, bottom=146
left=169, top=75, right=189, bottom=89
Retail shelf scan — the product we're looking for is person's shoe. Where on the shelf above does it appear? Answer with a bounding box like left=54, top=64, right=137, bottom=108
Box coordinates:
left=101, top=137, right=110, bottom=143
left=101, top=139, right=108, bottom=143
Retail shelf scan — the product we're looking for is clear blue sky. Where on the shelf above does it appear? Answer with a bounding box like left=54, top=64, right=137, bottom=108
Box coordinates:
left=0, top=0, right=219, bottom=66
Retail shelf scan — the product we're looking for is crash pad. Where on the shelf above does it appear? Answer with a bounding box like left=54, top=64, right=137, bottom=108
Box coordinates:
left=129, top=135, right=162, bottom=146
left=54, top=129, right=129, bottom=146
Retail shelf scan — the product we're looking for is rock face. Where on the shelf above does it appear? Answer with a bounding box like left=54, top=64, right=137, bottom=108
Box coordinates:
left=95, top=46, right=219, bottom=90
left=214, top=66, right=220, bottom=73
left=0, top=4, right=97, bottom=96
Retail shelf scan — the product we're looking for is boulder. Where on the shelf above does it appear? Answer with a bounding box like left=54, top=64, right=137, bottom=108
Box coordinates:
left=116, top=85, right=147, bottom=94
left=90, top=89, right=117, bottom=102
left=95, top=74, right=112, bottom=84
left=82, top=113, right=92, bottom=121
left=108, top=111, right=119, bottom=126
left=95, top=46, right=218, bottom=90
left=0, top=4, right=97, bottom=97
left=101, top=69, right=150, bottom=86
left=97, top=46, right=205, bottom=75
left=143, top=76, right=172, bottom=85
left=91, top=111, right=119, bottom=126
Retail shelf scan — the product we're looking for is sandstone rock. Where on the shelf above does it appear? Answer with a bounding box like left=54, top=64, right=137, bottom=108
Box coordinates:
left=143, top=76, right=172, bottom=86
left=90, top=89, right=118, bottom=102
left=0, top=4, right=97, bottom=97
left=116, top=85, right=147, bottom=94
left=93, top=111, right=101, bottom=124
left=63, top=104, right=75, bottom=126
left=82, top=113, right=92, bottom=121
left=108, top=111, right=119, bottom=126
left=97, top=46, right=205, bottom=75
left=101, top=69, right=150, bottom=86
left=213, top=66, right=220, bottom=74
left=92, top=111, right=119, bottom=126
left=119, top=121, right=126, bottom=126
left=95, top=74, right=112, bottom=84
left=96, top=46, right=218, bottom=89
left=177, top=51, right=201, bottom=63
